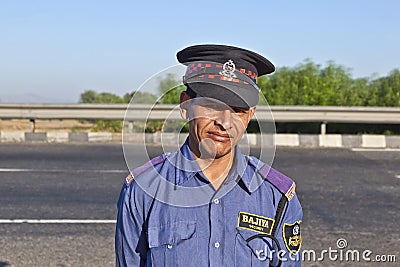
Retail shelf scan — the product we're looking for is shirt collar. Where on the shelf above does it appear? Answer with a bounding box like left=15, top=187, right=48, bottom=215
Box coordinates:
left=232, top=145, right=259, bottom=193
left=166, top=139, right=200, bottom=186
left=167, top=138, right=257, bottom=193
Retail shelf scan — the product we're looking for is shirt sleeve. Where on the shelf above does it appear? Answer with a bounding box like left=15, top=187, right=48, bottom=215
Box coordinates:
left=273, top=193, right=303, bottom=267
left=115, top=180, right=149, bottom=267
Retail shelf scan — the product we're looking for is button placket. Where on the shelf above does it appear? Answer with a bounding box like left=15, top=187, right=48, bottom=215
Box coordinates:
left=209, top=196, right=224, bottom=267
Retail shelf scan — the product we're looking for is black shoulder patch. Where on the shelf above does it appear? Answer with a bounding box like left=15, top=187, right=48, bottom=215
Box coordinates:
left=283, top=221, right=302, bottom=255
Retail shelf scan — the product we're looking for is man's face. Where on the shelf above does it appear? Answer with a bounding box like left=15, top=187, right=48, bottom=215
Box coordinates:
left=180, top=92, right=256, bottom=159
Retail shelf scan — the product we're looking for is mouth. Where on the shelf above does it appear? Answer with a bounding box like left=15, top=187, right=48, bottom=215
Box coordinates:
left=207, top=131, right=233, bottom=142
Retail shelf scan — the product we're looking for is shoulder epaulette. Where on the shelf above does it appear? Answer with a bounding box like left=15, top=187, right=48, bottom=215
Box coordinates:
left=125, top=155, right=165, bottom=186
left=258, top=163, right=296, bottom=201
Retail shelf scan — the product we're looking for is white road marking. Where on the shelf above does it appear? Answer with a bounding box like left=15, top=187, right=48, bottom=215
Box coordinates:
left=0, top=219, right=116, bottom=224
left=396, top=175, right=400, bottom=179
left=0, top=168, right=126, bottom=173
left=351, top=148, right=400, bottom=152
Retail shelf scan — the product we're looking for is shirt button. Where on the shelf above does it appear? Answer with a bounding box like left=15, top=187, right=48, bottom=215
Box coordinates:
left=214, top=242, right=220, bottom=248
left=213, top=199, right=220, bottom=205
left=167, top=244, right=173, bottom=249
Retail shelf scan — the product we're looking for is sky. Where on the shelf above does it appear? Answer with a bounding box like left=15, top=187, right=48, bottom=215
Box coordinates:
left=0, top=0, right=399, bottom=103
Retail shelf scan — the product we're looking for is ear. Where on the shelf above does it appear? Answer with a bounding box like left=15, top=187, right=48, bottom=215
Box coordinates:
left=247, top=107, right=256, bottom=123
left=180, top=91, right=191, bottom=120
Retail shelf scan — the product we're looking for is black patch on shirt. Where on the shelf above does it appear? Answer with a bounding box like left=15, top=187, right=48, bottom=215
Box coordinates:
left=283, top=221, right=302, bottom=255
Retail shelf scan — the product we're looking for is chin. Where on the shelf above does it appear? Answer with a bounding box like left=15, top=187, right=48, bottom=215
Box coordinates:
left=213, top=143, right=235, bottom=158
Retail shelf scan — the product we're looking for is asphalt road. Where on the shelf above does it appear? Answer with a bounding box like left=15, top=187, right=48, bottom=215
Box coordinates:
left=0, top=143, right=399, bottom=266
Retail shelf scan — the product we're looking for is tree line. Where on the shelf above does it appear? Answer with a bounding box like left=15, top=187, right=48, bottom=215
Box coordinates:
left=79, top=60, right=400, bottom=133
left=259, top=60, right=400, bottom=107
left=80, top=60, right=400, bottom=107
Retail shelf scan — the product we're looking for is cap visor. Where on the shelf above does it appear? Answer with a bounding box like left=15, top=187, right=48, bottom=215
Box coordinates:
left=186, top=80, right=259, bottom=108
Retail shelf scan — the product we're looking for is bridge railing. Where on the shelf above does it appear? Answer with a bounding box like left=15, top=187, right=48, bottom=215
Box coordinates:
left=1, top=103, right=400, bottom=134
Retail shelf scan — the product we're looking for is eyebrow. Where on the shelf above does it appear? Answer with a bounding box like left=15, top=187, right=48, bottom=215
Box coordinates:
left=229, top=106, right=249, bottom=112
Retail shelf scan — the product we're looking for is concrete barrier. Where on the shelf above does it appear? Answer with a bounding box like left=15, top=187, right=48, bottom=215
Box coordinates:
left=342, top=135, right=362, bottom=148
left=299, top=135, right=319, bottom=147
left=274, top=134, right=299, bottom=147
left=69, top=132, right=88, bottom=142
left=385, top=136, right=400, bottom=148
left=25, top=132, right=47, bottom=142
left=0, top=131, right=24, bottom=142
left=88, top=132, right=112, bottom=142
left=362, top=135, right=386, bottom=148
left=319, top=134, right=342, bottom=147
left=47, top=132, right=69, bottom=143
left=1, top=131, right=400, bottom=148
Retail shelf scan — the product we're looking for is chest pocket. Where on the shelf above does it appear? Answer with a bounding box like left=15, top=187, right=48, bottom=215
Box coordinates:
left=235, top=227, right=276, bottom=267
left=147, top=221, right=198, bottom=267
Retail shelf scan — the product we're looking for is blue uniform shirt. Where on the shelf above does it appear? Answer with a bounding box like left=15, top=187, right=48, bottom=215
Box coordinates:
left=116, top=140, right=302, bottom=266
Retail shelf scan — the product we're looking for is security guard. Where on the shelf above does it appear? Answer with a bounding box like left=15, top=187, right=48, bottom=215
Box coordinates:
left=116, top=44, right=303, bottom=266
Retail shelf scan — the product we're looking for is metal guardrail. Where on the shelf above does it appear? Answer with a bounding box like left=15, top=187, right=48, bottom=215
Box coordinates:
left=1, top=103, right=400, bottom=133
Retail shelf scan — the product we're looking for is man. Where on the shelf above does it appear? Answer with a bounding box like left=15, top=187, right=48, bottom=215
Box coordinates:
left=116, top=44, right=302, bottom=266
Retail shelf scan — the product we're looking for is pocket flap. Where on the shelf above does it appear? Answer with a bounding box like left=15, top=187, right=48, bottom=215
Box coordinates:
left=236, top=227, right=274, bottom=254
left=148, top=221, right=196, bottom=248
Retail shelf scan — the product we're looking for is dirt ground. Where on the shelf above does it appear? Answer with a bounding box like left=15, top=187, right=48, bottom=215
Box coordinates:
left=0, top=119, right=95, bottom=132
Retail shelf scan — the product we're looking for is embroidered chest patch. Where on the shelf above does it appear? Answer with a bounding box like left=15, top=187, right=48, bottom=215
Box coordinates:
left=237, top=212, right=275, bottom=235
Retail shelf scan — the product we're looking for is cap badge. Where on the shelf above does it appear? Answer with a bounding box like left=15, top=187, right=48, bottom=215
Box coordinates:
left=219, top=59, right=237, bottom=81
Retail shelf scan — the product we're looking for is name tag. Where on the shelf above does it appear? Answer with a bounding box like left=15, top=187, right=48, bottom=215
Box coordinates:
left=238, top=212, right=275, bottom=235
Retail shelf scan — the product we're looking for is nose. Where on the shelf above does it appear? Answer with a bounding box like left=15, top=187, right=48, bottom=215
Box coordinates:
left=214, top=109, right=232, bottom=130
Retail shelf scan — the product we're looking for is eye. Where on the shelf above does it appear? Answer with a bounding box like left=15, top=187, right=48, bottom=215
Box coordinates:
left=231, top=107, right=247, bottom=114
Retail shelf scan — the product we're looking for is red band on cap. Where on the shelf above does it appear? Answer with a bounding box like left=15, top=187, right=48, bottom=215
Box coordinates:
left=185, top=62, right=258, bottom=85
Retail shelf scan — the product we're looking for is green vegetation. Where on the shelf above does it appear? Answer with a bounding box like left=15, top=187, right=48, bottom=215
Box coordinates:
left=79, top=90, right=130, bottom=104
left=259, top=60, right=400, bottom=106
left=79, top=90, right=128, bottom=132
left=156, top=73, right=186, bottom=104
left=79, top=60, right=400, bottom=134
left=79, top=74, right=186, bottom=132
left=80, top=61, right=400, bottom=108
left=155, top=74, right=188, bottom=132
